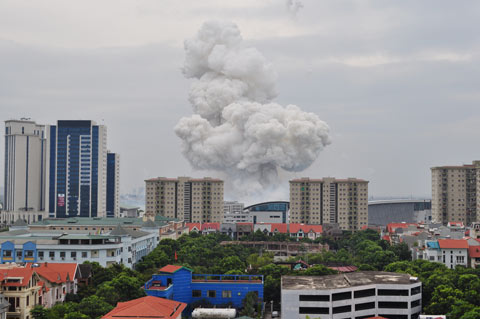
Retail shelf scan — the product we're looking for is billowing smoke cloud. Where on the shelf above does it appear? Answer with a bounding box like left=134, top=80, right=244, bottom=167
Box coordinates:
left=286, top=0, right=304, bottom=18
left=175, top=21, right=330, bottom=197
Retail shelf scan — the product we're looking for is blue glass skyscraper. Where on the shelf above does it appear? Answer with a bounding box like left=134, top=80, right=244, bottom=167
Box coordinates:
left=47, top=120, right=108, bottom=218
left=106, top=152, right=120, bottom=218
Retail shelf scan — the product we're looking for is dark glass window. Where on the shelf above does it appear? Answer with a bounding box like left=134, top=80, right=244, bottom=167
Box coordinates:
left=378, top=301, right=408, bottom=309
left=354, top=288, right=375, bottom=298
left=299, top=295, right=329, bottom=302
left=332, top=305, right=351, bottom=314
left=355, top=302, right=375, bottom=311
left=411, top=299, right=421, bottom=308
left=332, top=291, right=351, bottom=301
left=299, top=307, right=329, bottom=314
left=192, top=290, right=201, bottom=297
left=378, top=289, right=409, bottom=296
left=411, top=286, right=421, bottom=295
left=208, top=290, right=216, bottom=298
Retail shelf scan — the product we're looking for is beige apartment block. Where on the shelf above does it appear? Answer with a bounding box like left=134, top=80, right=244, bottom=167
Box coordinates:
left=431, top=161, right=480, bottom=225
left=145, top=177, right=224, bottom=223
left=289, top=177, right=369, bottom=231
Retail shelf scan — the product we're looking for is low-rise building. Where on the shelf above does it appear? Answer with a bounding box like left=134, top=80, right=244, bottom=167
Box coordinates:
left=221, top=241, right=328, bottom=257
left=102, top=296, right=186, bottom=319
left=281, top=272, right=422, bottom=319
left=0, top=225, right=157, bottom=269
left=144, top=265, right=263, bottom=310
left=422, top=239, right=468, bottom=269
left=0, top=267, right=42, bottom=319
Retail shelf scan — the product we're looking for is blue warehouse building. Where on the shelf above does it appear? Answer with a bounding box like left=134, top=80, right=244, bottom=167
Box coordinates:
left=144, top=265, right=263, bottom=309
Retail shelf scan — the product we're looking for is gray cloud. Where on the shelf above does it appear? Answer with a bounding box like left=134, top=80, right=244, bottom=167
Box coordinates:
left=1, top=1, right=480, bottom=203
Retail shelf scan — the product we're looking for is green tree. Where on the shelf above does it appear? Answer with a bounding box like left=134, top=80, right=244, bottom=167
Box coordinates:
left=240, top=291, right=259, bottom=317
left=30, top=306, right=50, bottom=319
left=78, top=295, right=113, bottom=319
left=64, top=312, right=89, bottom=319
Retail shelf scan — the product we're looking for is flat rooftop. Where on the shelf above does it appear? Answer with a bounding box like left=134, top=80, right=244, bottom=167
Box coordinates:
left=282, top=272, right=418, bottom=290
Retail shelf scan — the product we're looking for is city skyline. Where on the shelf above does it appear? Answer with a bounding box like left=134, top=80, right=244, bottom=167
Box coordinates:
left=1, top=1, right=480, bottom=202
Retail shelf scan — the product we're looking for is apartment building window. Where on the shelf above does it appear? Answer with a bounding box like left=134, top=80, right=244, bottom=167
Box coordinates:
left=192, top=290, right=201, bottom=297
left=354, top=288, right=375, bottom=298
left=60, top=252, right=66, bottom=258
left=208, top=290, right=216, bottom=298
left=457, top=256, right=465, bottom=263
left=411, top=299, right=421, bottom=308
left=49, top=252, right=55, bottom=259
left=411, top=286, right=421, bottom=295
left=222, top=290, right=232, bottom=298
left=38, top=251, right=44, bottom=258
left=26, top=296, right=29, bottom=306
left=82, top=252, right=87, bottom=258
left=71, top=252, right=76, bottom=258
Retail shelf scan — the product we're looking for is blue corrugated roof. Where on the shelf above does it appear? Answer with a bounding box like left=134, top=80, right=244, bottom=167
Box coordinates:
left=426, top=241, right=440, bottom=249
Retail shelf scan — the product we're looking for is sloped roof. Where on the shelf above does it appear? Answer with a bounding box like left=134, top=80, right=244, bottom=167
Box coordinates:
left=0, top=267, right=35, bottom=287
left=201, top=223, right=220, bottom=231
left=77, top=264, right=92, bottom=280
left=142, top=219, right=158, bottom=228
left=268, top=223, right=287, bottom=233
left=102, top=296, right=186, bottom=319
left=29, top=263, right=77, bottom=284
left=469, top=246, right=480, bottom=258
left=12, top=219, right=28, bottom=226
left=187, top=223, right=201, bottom=231
left=110, top=225, right=130, bottom=236
left=386, top=223, right=418, bottom=233
left=289, top=223, right=323, bottom=234
left=159, top=265, right=192, bottom=274
left=438, top=239, right=468, bottom=249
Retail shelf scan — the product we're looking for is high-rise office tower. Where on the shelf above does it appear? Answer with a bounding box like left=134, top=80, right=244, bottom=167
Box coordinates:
left=4, top=119, right=47, bottom=213
left=145, top=177, right=224, bottom=223
left=431, top=161, right=480, bottom=225
left=289, top=177, right=369, bottom=231
left=106, top=152, right=120, bottom=218
left=46, top=120, right=107, bottom=218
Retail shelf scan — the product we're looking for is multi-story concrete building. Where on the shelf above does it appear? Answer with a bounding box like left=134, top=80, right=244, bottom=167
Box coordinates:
left=145, top=177, right=223, bottom=223
left=368, top=199, right=432, bottom=226
left=4, top=119, right=48, bottom=223
left=106, top=152, right=120, bottom=218
left=422, top=239, right=468, bottom=269
left=0, top=223, right=158, bottom=269
left=223, top=201, right=244, bottom=214
left=431, top=161, right=480, bottom=225
left=3, top=119, right=120, bottom=223
left=281, top=272, right=422, bottom=319
left=290, top=178, right=368, bottom=231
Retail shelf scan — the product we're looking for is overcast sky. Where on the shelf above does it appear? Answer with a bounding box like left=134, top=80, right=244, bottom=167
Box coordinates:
left=1, top=0, right=479, bottom=203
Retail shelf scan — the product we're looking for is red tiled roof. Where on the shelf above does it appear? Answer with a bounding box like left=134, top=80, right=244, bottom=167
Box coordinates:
left=438, top=239, right=468, bottom=249
left=186, top=223, right=201, bottom=231
left=289, top=223, right=322, bottom=234
left=0, top=268, right=35, bottom=287
left=328, top=265, right=358, bottom=273
left=201, top=223, right=220, bottom=231
left=469, top=246, right=480, bottom=258
left=102, top=296, right=186, bottom=319
left=29, top=263, right=77, bottom=284
left=386, top=222, right=417, bottom=233
left=382, top=235, right=391, bottom=241
left=268, top=223, right=288, bottom=233
left=159, top=265, right=191, bottom=274
left=448, top=221, right=464, bottom=227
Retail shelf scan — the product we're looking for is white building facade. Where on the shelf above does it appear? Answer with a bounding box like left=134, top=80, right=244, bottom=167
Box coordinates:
left=282, top=272, right=422, bottom=319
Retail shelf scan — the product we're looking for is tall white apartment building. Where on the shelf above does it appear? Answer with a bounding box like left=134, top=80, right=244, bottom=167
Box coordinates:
left=290, top=177, right=369, bottom=231
left=431, top=161, right=480, bottom=225
left=4, top=119, right=47, bottom=216
left=145, top=177, right=224, bottom=223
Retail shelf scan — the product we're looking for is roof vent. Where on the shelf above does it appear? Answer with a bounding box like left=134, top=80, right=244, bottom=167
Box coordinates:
left=410, top=276, right=418, bottom=281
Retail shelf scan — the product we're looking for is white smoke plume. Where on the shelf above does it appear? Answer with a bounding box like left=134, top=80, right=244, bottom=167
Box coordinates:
left=286, top=0, right=304, bottom=18
left=175, top=21, right=330, bottom=197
